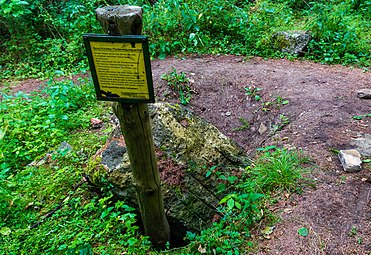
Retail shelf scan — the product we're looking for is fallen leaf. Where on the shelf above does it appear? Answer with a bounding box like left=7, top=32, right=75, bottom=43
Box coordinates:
left=298, top=227, right=309, bottom=237
left=198, top=244, right=206, bottom=254
left=261, top=226, right=275, bottom=239
left=283, top=208, right=292, bottom=213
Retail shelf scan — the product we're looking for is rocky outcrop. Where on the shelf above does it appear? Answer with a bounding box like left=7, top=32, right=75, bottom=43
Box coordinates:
left=272, top=30, right=312, bottom=55
left=93, top=103, right=248, bottom=232
left=149, top=103, right=246, bottom=165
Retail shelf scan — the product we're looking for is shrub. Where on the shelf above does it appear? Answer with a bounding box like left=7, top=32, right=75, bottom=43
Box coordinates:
left=0, top=77, right=97, bottom=173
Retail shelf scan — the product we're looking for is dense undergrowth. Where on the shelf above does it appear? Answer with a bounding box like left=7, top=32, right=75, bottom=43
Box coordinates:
left=0, top=78, right=311, bottom=254
left=0, top=0, right=370, bottom=79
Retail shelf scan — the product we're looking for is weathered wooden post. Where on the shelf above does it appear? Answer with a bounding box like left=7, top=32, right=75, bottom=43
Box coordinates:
left=87, top=5, right=170, bottom=248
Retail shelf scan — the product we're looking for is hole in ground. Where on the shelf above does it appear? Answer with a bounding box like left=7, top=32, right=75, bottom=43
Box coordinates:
left=135, top=212, right=191, bottom=249
left=167, top=215, right=190, bottom=248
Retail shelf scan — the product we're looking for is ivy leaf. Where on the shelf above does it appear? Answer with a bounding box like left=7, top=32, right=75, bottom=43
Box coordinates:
left=235, top=201, right=242, bottom=210
left=298, top=227, right=309, bottom=237
left=127, top=237, right=138, bottom=246
left=227, top=198, right=235, bottom=210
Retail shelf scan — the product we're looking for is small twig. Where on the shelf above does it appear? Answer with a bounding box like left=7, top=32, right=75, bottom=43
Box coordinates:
left=30, top=177, right=87, bottom=230
left=302, top=0, right=310, bottom=8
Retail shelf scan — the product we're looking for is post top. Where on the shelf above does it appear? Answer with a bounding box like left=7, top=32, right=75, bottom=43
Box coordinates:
left=96, top=5, right=142, bottom=18
left=95, top=5, right=143, bottom=35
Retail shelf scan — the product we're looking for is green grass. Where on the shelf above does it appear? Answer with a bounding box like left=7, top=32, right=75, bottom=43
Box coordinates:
left=0, top=164, right=151, bottom=254
left=246, top=147, right=310, bottom=194
left=161, top=67, right=192, bottom=105
left=0, top=78, right=152, bottom=254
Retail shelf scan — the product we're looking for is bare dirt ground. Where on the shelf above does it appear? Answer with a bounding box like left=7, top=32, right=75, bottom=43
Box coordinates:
left=5, top=56, right=371, bottom=254
left=152, top=56, right=371, bottom=255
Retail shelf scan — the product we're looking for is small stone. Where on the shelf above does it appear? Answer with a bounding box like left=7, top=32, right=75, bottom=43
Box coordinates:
left=58, top=141, right=72, bottom=153
left=357, top=89, right=371, bottom=99
left=284, top=208, right=292, bottom=214
left=180, top=119, right=189, bottom=127
left=363, top=176, right=371, bottom=183
left=225, top=111, right=232, bottom=116
left=91, top=118, right=103, bottom=129
left=338, top=149, right=362, bottom=172
left=258, top=122, right=268, bottom=135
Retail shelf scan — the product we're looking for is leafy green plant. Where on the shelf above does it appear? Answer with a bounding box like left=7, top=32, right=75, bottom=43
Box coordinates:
left=261, top=96, right=290, bottom=112
left=353, top=113, right=371, bottom=120
left=234, top=117, right=250, bottom=131
left=349, top=225, right=358, bottom=237
left=181, top=148, right=311, bottom=254
left=272, top=114, right=290, bottom=132
left=0, top=100, right=151, bottom=254
left=0, top=77, right=98, bottom=173
left=245, top=86, right=262, bottom=101
left=185, top=192, right=263, bottom=254
left=0, top=0, right=103, bottom=79
left=305, top=1, right=370, bottom=66
left=245, top=86, right=290, bottom=114
left=275, top=96, right=289, bottom=107
left=161, top=67, right=193, bottom=105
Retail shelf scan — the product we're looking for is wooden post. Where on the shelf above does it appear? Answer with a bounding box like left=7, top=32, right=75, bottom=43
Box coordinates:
left=95, top=5, right=170, bottom=248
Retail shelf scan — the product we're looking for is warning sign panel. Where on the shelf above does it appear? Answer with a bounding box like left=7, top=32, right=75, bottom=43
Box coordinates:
left=83, top=34, right=155, bottom=103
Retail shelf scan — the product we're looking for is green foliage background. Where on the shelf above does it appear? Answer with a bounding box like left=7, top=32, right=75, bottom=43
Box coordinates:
left=0, top=0, right=370, bottom=79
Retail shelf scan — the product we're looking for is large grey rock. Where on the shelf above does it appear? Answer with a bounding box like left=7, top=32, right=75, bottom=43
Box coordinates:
left=338, top=149, right=362, bottom=172
left=272, top=30, right=312, bottom=55
left=93, top=103, right=248, bottom=232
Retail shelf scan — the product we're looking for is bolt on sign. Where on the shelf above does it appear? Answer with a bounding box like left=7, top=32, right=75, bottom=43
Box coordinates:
left=83, top=34, right=155, bottom=103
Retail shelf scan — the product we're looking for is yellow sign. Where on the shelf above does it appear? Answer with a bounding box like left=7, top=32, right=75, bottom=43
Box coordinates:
left=83, top=35, right=154, bottom=103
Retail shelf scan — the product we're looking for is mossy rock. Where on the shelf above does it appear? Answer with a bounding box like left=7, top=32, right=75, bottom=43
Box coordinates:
left=272, top=30, right=312, bottom=55
left=93, top=103, right=249, bottom=232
